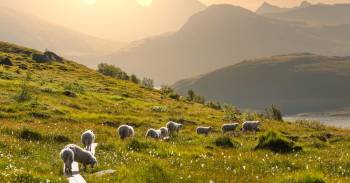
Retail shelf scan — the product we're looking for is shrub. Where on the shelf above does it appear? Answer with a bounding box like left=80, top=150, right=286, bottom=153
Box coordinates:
left=255, top=131, right=302, bottom=153
left=168, top=92, right=180, bottom=100
left=98, top=63, right=129, bottom=80
left=265, top=104, right=283, bottom=121
left=141, top=77, right=154, bottom=89
left=19, top=128, right=42, bottom=141
left=214, top=137, right=241, bottom=148
left=296, top=120, right=326, bottom=131
left=63, top=90, right=77, bottom=97
left=130, top=74, right=140, bottom=84
left=127, top=139, right=149, bottom=152
left=50, top=134, right=71, bottom=143
left=223, top=104, right=241, bottom=122
left=187, top=90, right=195, bottom=101
left=160, top=85, right=173, bottom=95
left=206, top=101, right=222, bottom=110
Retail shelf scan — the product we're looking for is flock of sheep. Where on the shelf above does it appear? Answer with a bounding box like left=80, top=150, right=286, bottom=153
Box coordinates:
left=60, top=121, right=261, bottom=176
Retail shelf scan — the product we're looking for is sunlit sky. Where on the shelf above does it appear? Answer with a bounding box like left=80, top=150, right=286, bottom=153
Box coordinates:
left=1, top=0, right=349, bottom=41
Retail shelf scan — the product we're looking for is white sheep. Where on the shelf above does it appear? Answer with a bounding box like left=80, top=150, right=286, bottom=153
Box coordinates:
left=65, top=144, right=97, bottom=170
left=60, top=148, right=74, bottom=176
left=118, top=125, right=134, bottom=139
left=81, top=130, right=95, bottom=151
left=222, top=123, right=239, bottom=133
left=145, top=128, right=161, bottom=139
left=159, top=127, right=169, bottom=138
left=196, top=127, right=213, bottom=136
left=242, top=121, right=261, bottom=132
left=166, top=121, right=183, bottom=134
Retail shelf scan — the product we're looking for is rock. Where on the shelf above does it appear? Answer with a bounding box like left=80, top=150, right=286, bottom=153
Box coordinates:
left=44, top=51, right=63, bottom=63
left=18, top=64, right=28, bottom=70
left=94, top=169, right=116, bottom=176
left=0, top=57, right=13, bottom=66
left=32, top=53, right=50, bottom=63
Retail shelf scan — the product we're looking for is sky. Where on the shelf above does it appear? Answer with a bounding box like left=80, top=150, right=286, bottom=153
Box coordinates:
left=1, top=0, right=349, bottom=41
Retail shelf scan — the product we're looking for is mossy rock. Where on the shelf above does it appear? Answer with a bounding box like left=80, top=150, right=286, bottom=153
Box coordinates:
left=255, top=131, right=302, bottom=153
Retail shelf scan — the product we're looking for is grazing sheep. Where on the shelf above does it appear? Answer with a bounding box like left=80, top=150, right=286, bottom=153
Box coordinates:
left=242, top=121, right=261, bottom=132
left=159, top=127, right=169, bottom=138
left=60, top=148, right=74, bottom=176
left=65, top=144, right=97, bottom=170
left=222, top=123, right=239, bottom=133
left=196, top=127, right=213, bottom=136
left=145, top=128, right=161, bottom=139
left=118, top=125, right=134, bottom=139
left=81, top=130, right=95, bottom=151
left=166, top=121, right=183, bottom=133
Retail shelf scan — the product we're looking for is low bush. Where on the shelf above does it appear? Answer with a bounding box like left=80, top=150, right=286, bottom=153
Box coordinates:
left=255, top=131, right=302, bottom=153
left=214, top=137, right=241, bottom=148
left=127, top=139, right=149, bottom=152
left=19, top=128, right=42, bottom=141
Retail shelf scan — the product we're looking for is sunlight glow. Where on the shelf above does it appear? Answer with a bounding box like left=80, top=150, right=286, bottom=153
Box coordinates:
left=82, top=0, right=97, bottom=5
left=136, top=0, right=153, bottom=7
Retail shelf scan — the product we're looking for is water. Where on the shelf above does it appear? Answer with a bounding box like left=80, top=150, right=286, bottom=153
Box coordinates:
left=285, top=115, right=350, bottom=129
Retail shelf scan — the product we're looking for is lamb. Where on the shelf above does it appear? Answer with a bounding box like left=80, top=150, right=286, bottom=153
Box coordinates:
left=196, top=127, right=213, bottom=136
left=166, top=121, right=183, bottom=133
left=159, top=127, right=169, bottom=138
left=242, top=121, right=261, bottom=132
left=145, top=128, right=161, bottom=139
left=81, top=130, right=95, bottom=151
left=222, top=123, right=239, bottom=133
left=65, top=144, right=97, bottom=170
left=118, top=125, right=134, bottom=139
left=60, top=148, right=74, bottom=176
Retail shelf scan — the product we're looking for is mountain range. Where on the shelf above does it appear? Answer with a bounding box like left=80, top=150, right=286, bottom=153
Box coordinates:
left=172, top=53, right=350, bottom=114
left=108, top=4, right=350, bottom=84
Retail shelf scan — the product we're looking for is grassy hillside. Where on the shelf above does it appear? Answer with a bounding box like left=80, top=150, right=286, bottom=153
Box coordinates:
left=1, top=42, right=350, bottom=183
left=173, top=53, right=350, bottom=115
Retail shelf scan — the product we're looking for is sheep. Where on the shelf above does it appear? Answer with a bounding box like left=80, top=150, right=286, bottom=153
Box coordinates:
left=159, top=127, right=169, bottom=138
left=65, top=144, right=97, bottom=170
left=81, top=130, right=95, bottom=151
left=222, top=123, right=239, bottom=133
left=145, top=128, right=161, bottom=139
left=196, top=127, right=213, bottom=136
left=60, top=148, right=74, bottom=176
left=242, top=121, right=261, bottom=132
left=166, top=121, right=183, bottom=134
left=117, top=125, right=134, bottom=139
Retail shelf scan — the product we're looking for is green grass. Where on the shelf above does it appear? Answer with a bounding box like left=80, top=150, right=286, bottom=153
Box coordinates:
left=0, top=41, right=350, bottom=182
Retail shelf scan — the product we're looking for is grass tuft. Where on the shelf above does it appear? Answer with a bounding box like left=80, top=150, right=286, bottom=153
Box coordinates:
left=214, top=136, right=241, bottom=148
left=255, top=131, right=302, bottom=153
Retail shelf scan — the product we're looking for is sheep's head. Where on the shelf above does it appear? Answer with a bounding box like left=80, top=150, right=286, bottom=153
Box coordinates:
left=89, top=156, right=97, bottom=168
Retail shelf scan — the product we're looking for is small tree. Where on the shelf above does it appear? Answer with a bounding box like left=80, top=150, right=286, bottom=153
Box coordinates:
left=193, top=95, right=205, bottom=104
left=187, top=90, right=195, bottom=101
left=141, top=77, right=154, bottom=89
left=265, top=104, right=283, bottom=121
left=130, top=74, right=140, bottom=84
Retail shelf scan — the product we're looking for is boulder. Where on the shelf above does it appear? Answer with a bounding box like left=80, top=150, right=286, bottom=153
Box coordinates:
left=32, top=53, right=50, bottom=63
left=44, top=51, right=63, bottom=62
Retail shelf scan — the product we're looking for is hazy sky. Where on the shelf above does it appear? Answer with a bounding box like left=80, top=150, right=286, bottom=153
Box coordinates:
left=1, top=0, right=349, bottom=41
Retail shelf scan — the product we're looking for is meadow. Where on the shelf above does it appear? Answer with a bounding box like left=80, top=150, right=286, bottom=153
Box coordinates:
left=0, top=41, right=350, bottom=183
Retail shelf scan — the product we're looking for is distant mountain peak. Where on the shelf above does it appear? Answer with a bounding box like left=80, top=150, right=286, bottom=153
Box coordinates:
left=300, top=1, right=312, bottom=8
left=256, top=2, right=286, bottom=14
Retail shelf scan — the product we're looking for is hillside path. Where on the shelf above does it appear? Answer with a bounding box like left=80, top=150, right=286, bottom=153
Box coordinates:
left=65, top=143, right=98, bottom=183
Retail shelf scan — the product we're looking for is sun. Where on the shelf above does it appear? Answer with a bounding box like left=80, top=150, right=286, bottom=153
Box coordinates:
left=82, top=0, right=97, bottom=5
left=136, top=0, right=152, bottom=7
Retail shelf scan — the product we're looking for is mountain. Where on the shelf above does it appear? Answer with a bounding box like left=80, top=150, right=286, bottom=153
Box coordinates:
left=256, top=2, right=290, bottom=14
left=173, top=53, right=350, bottom=114
left=108, top=4, right=350, bottom=84
left=264, top=3, right=350, bottom=25
left=0, top=7, right=122, bottom=67
left=1, top=41, right=350, bottom=183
